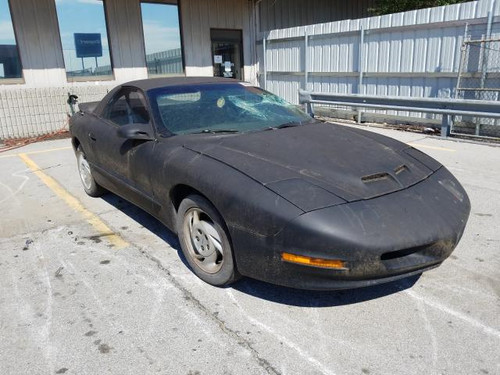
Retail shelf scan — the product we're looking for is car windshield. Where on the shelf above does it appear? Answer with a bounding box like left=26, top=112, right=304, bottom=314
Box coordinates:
left=148, top=83, right=313, bottom=135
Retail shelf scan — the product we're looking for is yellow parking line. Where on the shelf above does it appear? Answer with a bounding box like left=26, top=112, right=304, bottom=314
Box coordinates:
left=18, top=153, right=128, bottom=249
left=25, top=146, right=72, bottom=155
left=407, top=143, right=456, bottom=152
left=0, top=146, right=72, bottom=159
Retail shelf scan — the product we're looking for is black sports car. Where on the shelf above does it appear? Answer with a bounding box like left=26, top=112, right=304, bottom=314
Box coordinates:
left=69, top=77, right=470, bottom=290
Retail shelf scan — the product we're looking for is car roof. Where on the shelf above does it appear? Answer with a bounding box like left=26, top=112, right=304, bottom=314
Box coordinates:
left=123, top=77, right=243, bottom=92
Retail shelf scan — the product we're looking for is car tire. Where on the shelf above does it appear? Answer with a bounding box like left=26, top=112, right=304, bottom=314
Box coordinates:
left=177, top=195, right=240, bottom=286
left=76, top=146, right=106, bottom=197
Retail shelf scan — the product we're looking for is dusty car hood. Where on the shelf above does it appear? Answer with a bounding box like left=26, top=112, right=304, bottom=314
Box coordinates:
left=182, top=123, right=438, bottom=211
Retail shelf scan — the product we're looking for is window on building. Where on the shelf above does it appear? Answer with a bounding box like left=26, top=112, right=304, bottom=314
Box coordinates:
left=55, top=0, right=112, bottom=81
left=140, top=2, right=183, bottom=76
left=0, top=0, right=22, bottom=81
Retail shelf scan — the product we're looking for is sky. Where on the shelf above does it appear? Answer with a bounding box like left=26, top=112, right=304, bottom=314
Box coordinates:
left=141, top=2, right=181, bottom=55
left=0, top=0, right=16, bottom=44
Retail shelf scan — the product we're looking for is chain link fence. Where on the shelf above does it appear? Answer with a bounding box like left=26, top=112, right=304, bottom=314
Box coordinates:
left=454, top=37, right=500, bottom=137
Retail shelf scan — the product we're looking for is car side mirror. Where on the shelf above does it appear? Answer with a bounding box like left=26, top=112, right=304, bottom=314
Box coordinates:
left=117, top=123, right=154, bottom=141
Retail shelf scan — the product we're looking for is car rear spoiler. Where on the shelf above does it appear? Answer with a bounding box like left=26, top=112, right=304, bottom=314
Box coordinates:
left=78, top=101, right=100, bottom=114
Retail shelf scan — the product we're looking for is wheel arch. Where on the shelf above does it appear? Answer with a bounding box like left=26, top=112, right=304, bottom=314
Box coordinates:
left=169, top=184, right=233, bottom=247
left=170, top=184, right=211, bottom=214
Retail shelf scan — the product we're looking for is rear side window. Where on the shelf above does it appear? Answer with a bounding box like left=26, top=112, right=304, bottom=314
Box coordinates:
left=103, top=90, right=150, bottom=126
left=128, top=92, right=150, bottom=124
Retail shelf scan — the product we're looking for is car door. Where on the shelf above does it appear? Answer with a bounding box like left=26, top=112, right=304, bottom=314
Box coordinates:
left=93, top=87, right=158, bottom=212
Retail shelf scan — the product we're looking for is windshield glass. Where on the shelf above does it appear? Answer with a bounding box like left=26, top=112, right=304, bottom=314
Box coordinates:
left=148, top=83, right=313, bottom=135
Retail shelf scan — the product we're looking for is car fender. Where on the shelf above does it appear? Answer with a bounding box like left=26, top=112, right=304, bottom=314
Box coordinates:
left=150, top=144, right=304, bottom=238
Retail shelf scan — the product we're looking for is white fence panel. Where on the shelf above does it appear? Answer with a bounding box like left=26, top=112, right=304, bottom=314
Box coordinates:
left=258, top=0, right=500, bottom=122
left=0, top=85, right=114, bottom=139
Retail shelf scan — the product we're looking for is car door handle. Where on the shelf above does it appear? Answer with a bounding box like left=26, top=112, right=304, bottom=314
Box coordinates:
left=88, top=132, right=97, bottom=141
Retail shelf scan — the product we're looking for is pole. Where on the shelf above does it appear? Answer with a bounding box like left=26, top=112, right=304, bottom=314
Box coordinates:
left=480, top=0, right=495, bottom=95
left=441, top=114, right=451, bottom=138
left=262, top=37, right=267, bottom=90
left=452, top=23, right=469, bottom=135
left=304, top=30, right=309, bottom=91
left=454, top=23, right=469, bottom=99
left=358, top=26, right=365, bottom=95
left=485, top=0, right=495, bottom=40
left=357, top=26, right=365, bottom=123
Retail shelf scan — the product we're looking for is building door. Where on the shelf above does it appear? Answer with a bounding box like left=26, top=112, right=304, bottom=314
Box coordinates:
left=211, top=29, right=243, bottom=80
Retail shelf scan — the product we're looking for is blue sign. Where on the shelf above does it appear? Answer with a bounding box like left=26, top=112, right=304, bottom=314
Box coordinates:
left=74, top=33, right=103, bottom=58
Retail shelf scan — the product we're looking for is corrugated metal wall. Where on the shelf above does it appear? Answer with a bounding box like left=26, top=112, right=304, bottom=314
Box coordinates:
left=258, top=0, right=375, bottom=31
left=8, top=0, right=148, bottom=86
left=9, top=0, right=67, bottom=85
left=105, top=0, right=149, bottom=81
left=259, top=0, right=500, bottom=115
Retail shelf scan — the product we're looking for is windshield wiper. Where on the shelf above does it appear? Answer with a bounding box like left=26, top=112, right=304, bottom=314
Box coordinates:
left=265, top=121, right=303, bottom=131
left=277, top=122, right=302, bottom=129
left=192, top=129, right=240, bottom=134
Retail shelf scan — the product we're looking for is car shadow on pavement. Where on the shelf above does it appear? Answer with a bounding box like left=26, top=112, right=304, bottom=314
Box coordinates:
left=102, top=194, right=181, bottom=248
left=232, top=275, right=420, bottom=307
left=102, top=193, right=421, bottom=307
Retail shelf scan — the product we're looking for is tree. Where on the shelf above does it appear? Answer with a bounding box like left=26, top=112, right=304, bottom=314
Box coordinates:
left=369, top=0, right=470, bottom=16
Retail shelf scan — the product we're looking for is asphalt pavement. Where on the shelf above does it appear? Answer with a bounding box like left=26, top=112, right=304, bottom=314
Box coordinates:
left=0, top=124, right=499, bottom=375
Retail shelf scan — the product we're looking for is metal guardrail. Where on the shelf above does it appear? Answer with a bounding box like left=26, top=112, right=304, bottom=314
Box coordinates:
left=298, top=90, right=500, bottom=137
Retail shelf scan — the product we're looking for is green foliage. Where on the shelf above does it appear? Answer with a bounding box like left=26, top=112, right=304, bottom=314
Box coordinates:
left=369, top=0, right=470, bottom=16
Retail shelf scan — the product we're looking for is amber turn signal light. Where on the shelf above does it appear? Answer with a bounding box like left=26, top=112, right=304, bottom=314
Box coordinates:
left=281, top=252, right=347, bottom=270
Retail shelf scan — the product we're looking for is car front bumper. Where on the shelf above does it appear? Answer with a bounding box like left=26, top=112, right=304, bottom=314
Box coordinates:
left=230, top=166, right=470, bottom=290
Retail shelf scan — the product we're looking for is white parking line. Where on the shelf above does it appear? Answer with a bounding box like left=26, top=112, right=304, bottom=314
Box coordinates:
left=407, top=143, right=456, bottom=152
left=405, top=290, right=500, bottom=339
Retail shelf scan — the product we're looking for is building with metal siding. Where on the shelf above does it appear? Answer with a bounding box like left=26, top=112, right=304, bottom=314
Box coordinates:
left=0, top=0, right=372, bottom=139
left=257, top=0, right=500, bottom=137
left=179, top=0, right=258, bottom=80
left=4, top=0, right=258, bottom=87
left=257, top=0, right=375, bottom=31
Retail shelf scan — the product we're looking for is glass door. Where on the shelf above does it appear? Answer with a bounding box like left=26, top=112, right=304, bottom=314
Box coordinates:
left=211, top=29, right=243, bottom=80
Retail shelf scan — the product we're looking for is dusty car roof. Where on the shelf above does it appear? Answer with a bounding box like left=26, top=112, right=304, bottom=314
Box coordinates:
left=124, top=77, right=242, bottom=91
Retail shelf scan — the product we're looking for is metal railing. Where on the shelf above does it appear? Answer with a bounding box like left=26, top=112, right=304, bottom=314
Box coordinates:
left=259, top=1, right=500, bottom=138
left=298, top=90, right=500, bottom=137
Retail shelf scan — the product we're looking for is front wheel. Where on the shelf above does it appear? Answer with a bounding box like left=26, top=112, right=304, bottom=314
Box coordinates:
left=177, top=195, right=239, bottom=286
left=76, top=146, right=106, bottom=197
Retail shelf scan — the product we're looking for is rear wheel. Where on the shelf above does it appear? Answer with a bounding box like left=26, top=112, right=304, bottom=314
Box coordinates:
left=76, top=146, right=106, bottom=197
left=177, top=195, right=239, bottom=286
